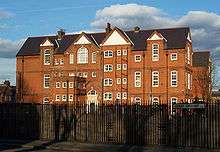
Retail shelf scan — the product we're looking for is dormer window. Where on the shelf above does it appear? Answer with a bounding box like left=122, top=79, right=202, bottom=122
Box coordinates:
left=44, top=50, right=50, bottom=65
left=152, top=44, right=159, bottom=61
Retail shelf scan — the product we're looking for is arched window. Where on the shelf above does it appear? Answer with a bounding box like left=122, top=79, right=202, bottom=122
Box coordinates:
left=134, top=97, right=141, bottom=105
left=88, top=90, right=97, bottom=96
left=152, top=71, right=159, bottom=87
left=152, top=43, right=159, bottom=61
left=152, top=97, right=159, bottom=105
left=69, top=53, right=74, bottom=64
left=77, top=47, right=88, bottom=64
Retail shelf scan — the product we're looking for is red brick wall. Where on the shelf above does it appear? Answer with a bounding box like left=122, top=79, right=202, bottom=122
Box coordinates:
left=16, top=36, right=194, bottom=105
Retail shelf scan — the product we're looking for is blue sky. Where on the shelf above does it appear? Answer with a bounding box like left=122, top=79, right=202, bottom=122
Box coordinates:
left=0, top=0, right=220, bottom=86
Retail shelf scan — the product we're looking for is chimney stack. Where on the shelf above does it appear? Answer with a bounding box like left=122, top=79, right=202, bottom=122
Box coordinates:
left=134, top=26, right=140, bottom=33
left=105, top=23, right=112, bottom=34
left=57, top=29, right=65, bottom=40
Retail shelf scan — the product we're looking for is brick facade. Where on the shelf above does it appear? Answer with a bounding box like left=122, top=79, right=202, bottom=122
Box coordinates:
left=16, top=24, right=209, bottom=105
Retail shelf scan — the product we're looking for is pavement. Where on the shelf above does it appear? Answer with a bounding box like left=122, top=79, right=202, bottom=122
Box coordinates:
left=0, top=140, right=219, bottom=152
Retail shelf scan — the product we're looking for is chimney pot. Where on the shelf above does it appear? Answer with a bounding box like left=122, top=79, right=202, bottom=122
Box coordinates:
left=134, top=26, right=140, bottom=32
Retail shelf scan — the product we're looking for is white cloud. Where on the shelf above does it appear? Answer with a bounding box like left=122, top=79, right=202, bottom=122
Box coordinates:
left=91, top=4, right=220, bottom=86
left=91, top=3, right=220, bottom=57
left=0, top=39, right=25, bottom=58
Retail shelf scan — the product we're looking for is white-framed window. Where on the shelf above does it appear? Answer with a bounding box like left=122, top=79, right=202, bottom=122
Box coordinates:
left=152, top=97, right=159, bottom=105
left=171, top=97, right=177, bottom=104
left=69, top=82, right=74, bottom=88
left=171, top=97, right=177, bottom=115
left=54, top=59, right=59, bottom=65
left=44, top=50, right=50, bottom=65
left=69, top=53, right=74, bottom=64
left=122, top=78, right=127, bottom=84
left=43, top=97, right=49, bottom=104
left=44, top=74, right=50, bottom=88
left=104, top=64, right=113, bottom=72
left=77, top=72, right=83, bottom=77
left=187, top=46, right=190, bottom=64
left=69, top=94, right=73, bottom=101
left=171, top=70, right=178, bottom=87
left=77, top=47, right=88, bottom=64
left=88, top=90, right=97, bottom=95
left=171, top=53, right=177, bottom=61
left=117, top=50, right=121, bottom=56
left=117, top=64, right=121, bottom=70
left=135, top=55, right=141, bottom=62
left=152, top=71, right=159, bottom=87
left=83, top=72, right=88, bottom=78
left=116, top=92, right=121, bottom=99
left=62, top=95, right=67, bottom=101
left=104, top=92, right=112, bottom=100
left=123, top=64, right=127, bottom=70
left=69, top=72, right=75, bottom=77
left=152, top=43, right=159, bottom=61
left=56, top=82, right=61, bottom=88
left=104, top=50, right=113, bottom=58
left=187, top=73, right=191, bottom=89
left=104, top=78, right=113, bottom=86
left=92, top=52, right=96, bottom=63
left=92, top=72, right=96, bottom=77
left=134, top=97, right=141, bottom=105
left=135, top=72, right=141, bottom=87
left=122, top=92, right=127, bottom=99
left=56, top=95, right=60, bottom=101
left=122, top=49, right=127, bottom=56
left=60, top=59, right=64, bottom=65
left=117, top=78, right=121, bottom=84
left=62, top=82, right=67, bottom=88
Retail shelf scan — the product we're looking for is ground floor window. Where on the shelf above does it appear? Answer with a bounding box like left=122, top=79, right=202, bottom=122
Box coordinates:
left=43, top=97, right=49, bottom=104
left=134, top=97, right=141, bottom=105
left=152, top=97, right=159, bottom=105
left=171, top=97, right=178, bottom=115
left=104, top=92, right=112, bottom=100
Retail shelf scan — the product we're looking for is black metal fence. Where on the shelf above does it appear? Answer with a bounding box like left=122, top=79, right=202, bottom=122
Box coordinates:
left=0, top=102, right=220, bottom=149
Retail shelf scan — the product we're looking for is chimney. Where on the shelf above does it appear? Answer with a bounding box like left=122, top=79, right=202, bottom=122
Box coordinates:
left=57, top=29, right=65, bottom=40
left=105, top=23, right=112, bottom=34
left=134, top=26, right=140, bottom=33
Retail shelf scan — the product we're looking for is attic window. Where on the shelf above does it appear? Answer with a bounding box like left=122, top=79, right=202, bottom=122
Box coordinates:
left=44, top=50, right=50, bottom=65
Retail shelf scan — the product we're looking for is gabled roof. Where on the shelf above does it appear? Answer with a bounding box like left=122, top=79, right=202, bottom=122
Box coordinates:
left=100, top=27, right=132, bottom=46
left=193, top=51, right=210, bottom=67
left=147, top=31, right=167, bottom=41
left=17, top=27, right=190, bottom=57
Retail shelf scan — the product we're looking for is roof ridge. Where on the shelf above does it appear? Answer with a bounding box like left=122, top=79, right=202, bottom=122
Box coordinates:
left=125, top=26, right=189, bottom=33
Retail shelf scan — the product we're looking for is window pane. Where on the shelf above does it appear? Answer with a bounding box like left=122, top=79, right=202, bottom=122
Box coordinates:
left=77, top=47, right=88, bottom=64
left=69, top=53, right=74, bottom=64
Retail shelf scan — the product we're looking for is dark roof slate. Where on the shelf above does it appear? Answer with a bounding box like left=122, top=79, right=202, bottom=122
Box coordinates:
left=192, top=52, right=210, bottom=67
left=17, top=27, right=190, bottom=56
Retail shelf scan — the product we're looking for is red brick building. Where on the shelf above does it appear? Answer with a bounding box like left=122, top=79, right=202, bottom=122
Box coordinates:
left=16, top=24, right=209, bottom=105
